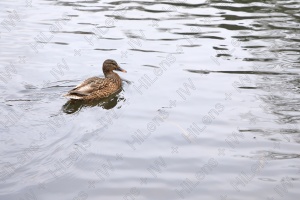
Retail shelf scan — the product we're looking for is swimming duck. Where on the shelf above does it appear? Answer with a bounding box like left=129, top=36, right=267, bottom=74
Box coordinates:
left=64, top=59, right=126, bottom=100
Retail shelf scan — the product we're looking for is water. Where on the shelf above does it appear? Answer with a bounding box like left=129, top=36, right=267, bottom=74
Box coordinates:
left=1, top=0, right=299, bottom=199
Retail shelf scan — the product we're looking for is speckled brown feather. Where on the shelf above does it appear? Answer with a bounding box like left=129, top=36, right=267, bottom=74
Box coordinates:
left=64, top=59, right=125, bottom=100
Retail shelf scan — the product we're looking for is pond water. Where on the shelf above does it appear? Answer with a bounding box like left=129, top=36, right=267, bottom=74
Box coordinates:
left=0, top=0, right=299, bottom=199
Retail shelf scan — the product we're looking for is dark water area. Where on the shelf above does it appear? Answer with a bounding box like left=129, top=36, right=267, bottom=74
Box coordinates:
left=0, top=0, right=300, bottom=199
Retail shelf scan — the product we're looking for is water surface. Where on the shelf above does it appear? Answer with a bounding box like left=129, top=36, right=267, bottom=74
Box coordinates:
left=0, top=0, right=299, bottom=199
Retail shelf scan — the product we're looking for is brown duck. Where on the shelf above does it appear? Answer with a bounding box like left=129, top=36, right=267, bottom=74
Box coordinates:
left=64, top=59, right=126, bottom=100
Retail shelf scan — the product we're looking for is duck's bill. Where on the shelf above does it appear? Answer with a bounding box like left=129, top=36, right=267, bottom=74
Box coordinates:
left=117, top=67, right=127, bottom=73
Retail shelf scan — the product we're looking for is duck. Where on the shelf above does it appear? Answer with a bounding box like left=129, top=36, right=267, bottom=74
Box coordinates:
left=64, top=59, right=126, bottom=100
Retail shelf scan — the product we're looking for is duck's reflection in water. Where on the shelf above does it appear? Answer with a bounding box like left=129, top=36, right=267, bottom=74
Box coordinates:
left=62, top=91, right=124, bottom=114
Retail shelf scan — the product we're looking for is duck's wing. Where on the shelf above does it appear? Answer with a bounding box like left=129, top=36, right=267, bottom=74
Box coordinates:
left=65, top=77, right=110, bottom=97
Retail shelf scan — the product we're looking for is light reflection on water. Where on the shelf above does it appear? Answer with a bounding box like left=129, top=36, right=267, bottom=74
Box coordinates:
left=0, top=0, right=299, bottom=199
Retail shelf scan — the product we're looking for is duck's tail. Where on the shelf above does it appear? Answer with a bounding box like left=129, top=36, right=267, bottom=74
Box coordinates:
left=63, top=93, right=84, bottom=100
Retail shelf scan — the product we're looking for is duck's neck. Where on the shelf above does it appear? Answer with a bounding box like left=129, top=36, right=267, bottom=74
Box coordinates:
left=105, top=71, right=121, bottom=85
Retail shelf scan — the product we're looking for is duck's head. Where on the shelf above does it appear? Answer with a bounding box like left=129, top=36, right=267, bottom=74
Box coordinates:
left=103, top=59, right=126, bottom=76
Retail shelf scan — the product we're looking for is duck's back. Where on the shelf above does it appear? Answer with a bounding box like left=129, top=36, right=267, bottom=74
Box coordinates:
left=65, top=76, right=121, bottom=100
